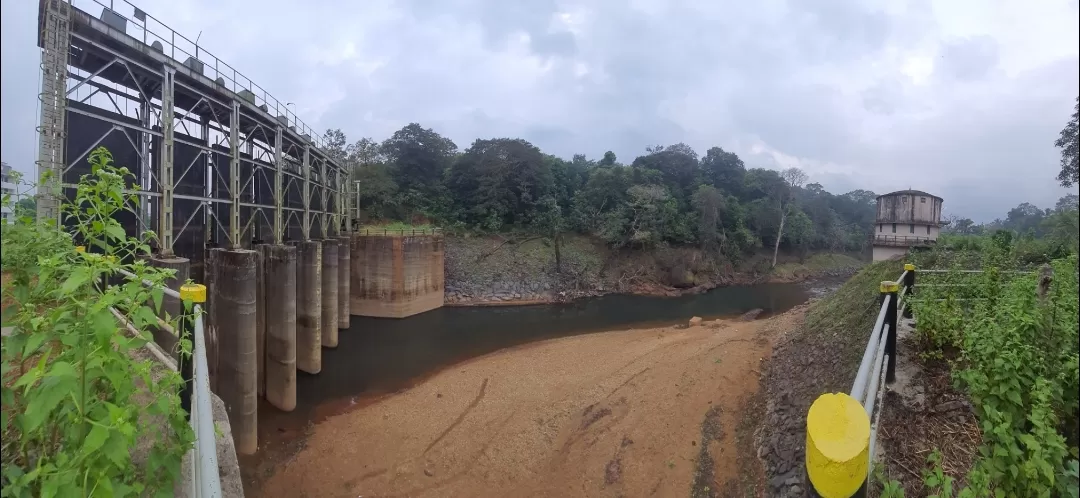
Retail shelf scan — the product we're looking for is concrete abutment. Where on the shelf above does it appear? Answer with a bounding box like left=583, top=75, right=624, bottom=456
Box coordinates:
left=350, top=233, right=444, bottom=318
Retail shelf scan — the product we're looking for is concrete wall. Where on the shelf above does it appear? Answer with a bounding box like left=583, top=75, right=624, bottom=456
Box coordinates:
left=351, top=233, right=444, bottom=318
left=873, top=245, right=910, bottom=262
left=876, top=193, right=943, bottom=225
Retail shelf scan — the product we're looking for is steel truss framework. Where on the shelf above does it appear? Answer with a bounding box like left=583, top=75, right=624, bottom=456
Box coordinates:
left=37, top=0, right=348, bottom=272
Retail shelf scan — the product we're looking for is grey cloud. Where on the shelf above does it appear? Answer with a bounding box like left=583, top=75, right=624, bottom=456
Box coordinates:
left=938, top=36, right=1000, bottom=81
left=1, top=0, right=1077, bottom=222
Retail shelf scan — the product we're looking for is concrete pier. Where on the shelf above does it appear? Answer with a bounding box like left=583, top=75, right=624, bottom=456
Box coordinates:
left=210, top=249, right=258, bottom=456
left=337, top=235, right=351, bottom=329
left=295, top=241, right=322, bottom=374
left=351, top=233, right=445, bottom=318
left=148, top=256, right=190, bottom=358
left=255, top=245, right=267, bottom=398
left=263, top=245, right=297, bottom=411
left=320, top=239, right=339, bottom=348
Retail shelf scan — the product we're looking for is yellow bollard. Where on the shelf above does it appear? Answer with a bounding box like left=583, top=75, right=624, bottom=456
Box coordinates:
left=179, top=283, right=207, bottom=303
left=806, top=392, right=870, bottom=497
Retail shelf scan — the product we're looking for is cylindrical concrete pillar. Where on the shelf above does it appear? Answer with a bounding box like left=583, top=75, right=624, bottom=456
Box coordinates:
left=148, top=256, right=190, bottom=358
left=211, top=249, right=258, bottom=455
left=254, top=245, right=268, bottom=398
left=263, top=245, right=297, bottom=411
left=321, top=239, right=339, bottom=348
left=337, top=235, right=351, bottom=329
left=295, top=240, right=322, bottom=374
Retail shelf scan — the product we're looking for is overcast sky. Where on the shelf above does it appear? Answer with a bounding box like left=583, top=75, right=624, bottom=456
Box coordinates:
left=2, top=0, right=1078, bottom=221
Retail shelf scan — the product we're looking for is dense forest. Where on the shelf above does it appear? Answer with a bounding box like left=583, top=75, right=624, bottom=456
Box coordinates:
left=325, top=125, right=879, bottom=266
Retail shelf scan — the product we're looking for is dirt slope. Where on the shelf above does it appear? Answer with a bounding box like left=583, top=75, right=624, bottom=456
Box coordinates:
left=252, top=309, right=805, bottom=498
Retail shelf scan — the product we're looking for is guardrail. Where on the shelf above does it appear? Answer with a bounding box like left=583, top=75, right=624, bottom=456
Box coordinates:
left=805, top=263, right=916, bottom=498
left=115, top=268, right=222, bottom=497
left=354, top=227, right=443, bottom=236
left=872, top=235, right=936, bottom=247
left=67, top=0, right=330, bottom=150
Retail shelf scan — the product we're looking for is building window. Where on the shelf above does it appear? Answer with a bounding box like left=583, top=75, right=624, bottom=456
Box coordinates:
left=892, top=223, right=897, bottom=233
left=910, top=225, right=915, bottom=234
left=921, top=197, right=926, bottom=203
left=927, top=225, right=931, bottom=235
left=879, top=224, right=883, bottom=233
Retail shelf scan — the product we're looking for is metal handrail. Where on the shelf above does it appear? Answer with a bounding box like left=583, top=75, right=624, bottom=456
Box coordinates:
left=115, top=268, right=222, bottom=497
left=850, top=296, right=891, bottom=402
left=68, top=0, right=330, bottom=151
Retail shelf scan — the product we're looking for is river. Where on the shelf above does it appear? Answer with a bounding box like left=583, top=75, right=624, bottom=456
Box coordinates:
left=241, top=281, right=815, bottom=489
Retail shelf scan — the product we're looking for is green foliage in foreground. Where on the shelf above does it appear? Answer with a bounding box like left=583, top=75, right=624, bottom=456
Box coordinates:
left=1, top=148, right=193, bottom=497
left=884, top=241, right=1080, bottom=497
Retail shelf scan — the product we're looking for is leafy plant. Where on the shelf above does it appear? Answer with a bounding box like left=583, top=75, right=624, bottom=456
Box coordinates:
left=906, top=244, right=1079, bottom=497
left=1, top=147, right=194, bottom=497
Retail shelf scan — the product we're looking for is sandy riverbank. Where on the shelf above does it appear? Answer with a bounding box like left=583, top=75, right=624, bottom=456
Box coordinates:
left=247, top=306, right=807, bottom=498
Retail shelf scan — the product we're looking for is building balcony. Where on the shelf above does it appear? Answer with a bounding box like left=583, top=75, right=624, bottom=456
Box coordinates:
left=872, top=235, right=936, bottom=247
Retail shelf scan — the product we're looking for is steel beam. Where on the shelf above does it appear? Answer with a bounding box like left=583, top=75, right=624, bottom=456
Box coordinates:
left=302, top=145, right=311, bottom=241
left=139, top=98, right=152, bottom=237
left=159, top=65, right=177, bottom=255
left=36, top=0, right=71, bottom=224
left=274, top=127, right=284, bottom=244
left=230, top=100, right=241, bottom=248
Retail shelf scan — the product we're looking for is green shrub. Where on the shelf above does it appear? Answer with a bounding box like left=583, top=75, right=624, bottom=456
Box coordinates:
left=1, top=148, right=193, bottom=497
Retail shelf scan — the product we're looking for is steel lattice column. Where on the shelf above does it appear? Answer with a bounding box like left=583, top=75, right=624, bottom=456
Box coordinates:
left=229, top=100, right=241, bottom=248
left=302, top=146, right=311, bottom=241
left=36, top=0, right=71, bottom=224
left=158, top=65, right=177, bottom=255
left=274, top=127, right=284, bottom=244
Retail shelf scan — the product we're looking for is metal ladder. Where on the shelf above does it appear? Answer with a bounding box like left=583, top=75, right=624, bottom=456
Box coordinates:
left=36, top=0, right=72, bottom=224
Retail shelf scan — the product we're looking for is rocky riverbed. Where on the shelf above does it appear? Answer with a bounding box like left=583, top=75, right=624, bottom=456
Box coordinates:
left=443, top=235, right=864, bottom=306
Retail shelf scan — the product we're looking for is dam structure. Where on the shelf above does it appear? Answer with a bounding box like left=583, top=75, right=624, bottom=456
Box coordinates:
left=36, top=0, right=444, bottom=456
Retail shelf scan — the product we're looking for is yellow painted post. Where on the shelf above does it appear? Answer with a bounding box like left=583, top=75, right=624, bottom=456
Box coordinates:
left=177, top=283, right=206, bottom=417
left=806, top=392, right=869, bottom=497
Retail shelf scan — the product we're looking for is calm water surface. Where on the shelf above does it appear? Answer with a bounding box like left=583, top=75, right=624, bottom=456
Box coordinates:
left=298, top=282, right=808, bottom=409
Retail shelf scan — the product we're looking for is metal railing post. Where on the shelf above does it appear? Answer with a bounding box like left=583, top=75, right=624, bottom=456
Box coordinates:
left=881, top=281, right=899, bottom=383
left=177, top=292, right=196, bottom=416
left=903, top=263, right=915, bottom=318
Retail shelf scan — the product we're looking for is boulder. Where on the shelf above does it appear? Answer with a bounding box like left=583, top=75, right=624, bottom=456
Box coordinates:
left=689, top=316, right=703, bottom=327
left=739, top=308, right=764, bottom=321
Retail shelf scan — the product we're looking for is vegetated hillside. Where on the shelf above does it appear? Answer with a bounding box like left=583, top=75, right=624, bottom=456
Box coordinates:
left=755, top=259, right=905, bottom=497
left=443, top=233, right=866, bottom=303
left=329, top=125, right=880, bottom=278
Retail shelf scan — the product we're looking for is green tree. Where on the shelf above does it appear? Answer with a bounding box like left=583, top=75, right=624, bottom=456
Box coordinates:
left=699, top=146, right=746, bottom=195
left=447, top=138, right=552, bottom=230
left=692, top=184, right=724, bottom=252
left=533, top=195, right=566, bottom=271
left=381, top=123, right=457, bottom=197
left=1055, top=96, right=1079, bottom=187
left=631, top=144, right=700, bottom=203
left=324, top=128, right=349, bottom=164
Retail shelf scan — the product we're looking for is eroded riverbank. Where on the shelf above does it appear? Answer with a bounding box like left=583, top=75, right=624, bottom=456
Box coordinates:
left=244, top=306, right=807, bottom=497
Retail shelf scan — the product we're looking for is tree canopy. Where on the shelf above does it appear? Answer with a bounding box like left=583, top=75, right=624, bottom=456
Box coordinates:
left=326, top=124, right=879, bottom=261
left=1055, top=96, right=1080, bottom=187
